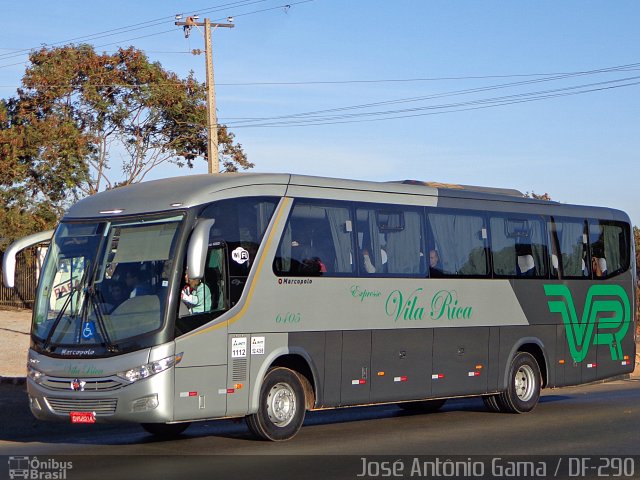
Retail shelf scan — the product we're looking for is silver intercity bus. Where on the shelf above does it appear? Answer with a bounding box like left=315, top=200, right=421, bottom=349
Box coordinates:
left=3, top=174, right=636, bottom=440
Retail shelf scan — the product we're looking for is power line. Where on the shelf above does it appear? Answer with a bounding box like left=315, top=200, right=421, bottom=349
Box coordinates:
left=0, top=0, right=269, bottom=62
left=214, top=67, right=640, bottom=86
left=0, top=0, right=311, bottom=68
left=0, top=64, right=636, bottom=90
left=220, top=63, right=640, bottom=124
left=222, top=76, right=640, bottom=128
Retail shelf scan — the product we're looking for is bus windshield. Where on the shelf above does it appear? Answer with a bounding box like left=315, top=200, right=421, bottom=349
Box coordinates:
left=33, top=215, right=183, bottom=353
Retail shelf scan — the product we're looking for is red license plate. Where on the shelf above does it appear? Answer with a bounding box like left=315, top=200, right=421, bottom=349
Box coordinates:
left=70, top=411, right=96, bottom=424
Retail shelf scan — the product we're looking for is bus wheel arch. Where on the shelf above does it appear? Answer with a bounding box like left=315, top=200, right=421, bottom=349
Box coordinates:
left=246, top=366, right=307, bottom=441
left=269, top=353, right=317, bottom=410
left=485, top=339, right=547, bottom=414
left=517, top=342, right=548, bottom=388
left=503, top=339, right=548, bottom=389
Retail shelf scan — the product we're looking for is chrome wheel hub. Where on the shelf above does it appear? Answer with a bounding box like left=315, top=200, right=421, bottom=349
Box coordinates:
left=514, top=364, right=536, bottom=401
left=266, top=382, right=296, bottom=427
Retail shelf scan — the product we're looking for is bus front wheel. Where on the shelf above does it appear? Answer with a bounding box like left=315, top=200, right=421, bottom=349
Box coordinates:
left=491, top=351, right=541, bottom=413
left=246, top=367, right=306, bottom=441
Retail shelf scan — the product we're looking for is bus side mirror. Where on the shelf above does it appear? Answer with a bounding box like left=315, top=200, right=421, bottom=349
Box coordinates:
left=2, top=230, right=54, bottom=288
left=186, top=219, right=215, bottom=280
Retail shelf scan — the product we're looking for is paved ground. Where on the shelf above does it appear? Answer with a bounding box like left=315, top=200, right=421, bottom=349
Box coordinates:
left=2, top=308, right=639, bottom=380
left=0, top=308, right=31, bottom=379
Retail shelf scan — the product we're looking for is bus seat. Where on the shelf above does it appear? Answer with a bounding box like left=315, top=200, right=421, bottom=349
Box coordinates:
left=109, top=295, right=161, bottom=337
left=517, top=255, right=535, bottom=276
left=598, top=257, right=608, bottom=275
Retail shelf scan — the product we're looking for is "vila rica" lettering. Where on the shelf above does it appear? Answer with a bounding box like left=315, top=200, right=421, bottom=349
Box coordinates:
left=385, top=288, right=473, bottom=322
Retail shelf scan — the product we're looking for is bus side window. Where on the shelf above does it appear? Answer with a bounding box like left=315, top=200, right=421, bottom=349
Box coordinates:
left=490, top=216, right=547, bottom=278
left=274, top=202, right=354, bottom=277
left=589, top=219, right=630, bottom=279
left=552, top=218, right=589, bottom=278
left=427, top=210, right=488, bottom=276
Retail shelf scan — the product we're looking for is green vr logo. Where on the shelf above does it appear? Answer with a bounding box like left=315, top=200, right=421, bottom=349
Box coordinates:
left=544, top=284, right=631, bottom=363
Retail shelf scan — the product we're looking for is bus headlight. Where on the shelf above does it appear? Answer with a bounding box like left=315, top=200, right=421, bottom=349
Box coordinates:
left=116, top=353, right=182, bottom=383
left=27, top=365, right=45, bottom=384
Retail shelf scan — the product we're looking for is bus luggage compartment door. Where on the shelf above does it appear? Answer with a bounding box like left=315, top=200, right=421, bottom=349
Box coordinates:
left=371, top=329, right=432, bottom=403
left=431, top=327, right=489, bottom=397
left=340, top=330, right=371, bottom=406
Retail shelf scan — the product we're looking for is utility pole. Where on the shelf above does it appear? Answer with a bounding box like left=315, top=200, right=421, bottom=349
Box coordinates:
left=175, top=15, right=234, bottom=174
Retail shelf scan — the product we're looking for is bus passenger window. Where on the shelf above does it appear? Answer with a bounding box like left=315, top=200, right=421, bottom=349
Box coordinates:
left=490, top=216, right=547, bottom=278
left=355, top=207, right=425, bottom=277
left=551, top=218, right=588, bottom=278
left=274, top=202, right=354, bottom=277
left=427, top=211, right=488, bottom=276
left=589, top=220, right=630, bottom=279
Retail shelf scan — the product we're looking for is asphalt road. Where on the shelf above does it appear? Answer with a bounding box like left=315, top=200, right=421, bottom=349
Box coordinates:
left=1, top=379, right=639, bottom=479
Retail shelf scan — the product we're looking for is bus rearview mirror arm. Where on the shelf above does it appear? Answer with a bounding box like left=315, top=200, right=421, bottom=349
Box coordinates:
left=2, top=230, right=54, bottom=288
left=186, top=219, right=215, bottom=280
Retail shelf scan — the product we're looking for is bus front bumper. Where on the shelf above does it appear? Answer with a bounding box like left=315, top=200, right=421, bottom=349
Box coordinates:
left=27, top=368, right=175, bottom=424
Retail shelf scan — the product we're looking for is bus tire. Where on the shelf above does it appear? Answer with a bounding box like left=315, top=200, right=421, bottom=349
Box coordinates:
left=398, top=399, right=446, bottom=412
left=497, top=351, right=541, bottom=413
left=141, top=422, right=190, bottom=438
left=246, top=367, right=306, bottom=441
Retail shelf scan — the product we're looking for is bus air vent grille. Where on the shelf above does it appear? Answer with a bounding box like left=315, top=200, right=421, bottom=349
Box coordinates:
left=232, top=358, right=247, bottom=382
left=46, top=397, right=118, bottom=415
left=41, top=377, right=125, bottom=392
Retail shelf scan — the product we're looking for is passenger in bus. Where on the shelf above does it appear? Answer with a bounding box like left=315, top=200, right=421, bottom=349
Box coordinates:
left=429, top=249, right=443, bottom=277
left=516, top=255, right=536, bottom=276
left=125, top=268, right=153, bottom=298
left=104, top=280, right=129, bottom=313
left=181, top=273, right=212, bottom=314
left=591, top=256, right=608, bottom=277
left=362, top=248, right=387, bottom=274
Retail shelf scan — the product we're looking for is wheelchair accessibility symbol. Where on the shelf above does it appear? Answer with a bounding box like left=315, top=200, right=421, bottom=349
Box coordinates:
left=82, top=321, right=95, bottom=339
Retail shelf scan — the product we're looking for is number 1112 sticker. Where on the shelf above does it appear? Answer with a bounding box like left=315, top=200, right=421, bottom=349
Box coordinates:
left=231, top=337, right=247, bottom=358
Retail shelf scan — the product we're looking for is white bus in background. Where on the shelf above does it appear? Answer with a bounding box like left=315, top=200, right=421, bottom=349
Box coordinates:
left=3, top=174, right=635, bottom=440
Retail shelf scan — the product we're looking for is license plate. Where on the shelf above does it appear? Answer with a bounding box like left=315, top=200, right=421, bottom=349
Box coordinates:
left=70, top=411, right=96, bottom=424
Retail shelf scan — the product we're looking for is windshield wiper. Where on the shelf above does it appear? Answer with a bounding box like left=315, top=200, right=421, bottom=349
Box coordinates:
left=42, top=280, right=84, bottom=352
left=86, top=287, right=118, bottom=353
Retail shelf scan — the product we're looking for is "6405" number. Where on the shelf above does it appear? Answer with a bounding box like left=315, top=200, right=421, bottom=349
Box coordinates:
left=276, top=312, right=301, bottom=323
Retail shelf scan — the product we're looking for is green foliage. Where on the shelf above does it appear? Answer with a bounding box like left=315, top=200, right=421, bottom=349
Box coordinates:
left=0, top=44, right=252, bottom=245
left=524, top=191, right=552, bottom=201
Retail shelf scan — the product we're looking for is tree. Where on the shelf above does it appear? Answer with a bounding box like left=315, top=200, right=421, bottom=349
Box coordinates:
left=524, top=191, right=553, bottom=201
left=18, top=44, right=252, bottom=193
left=0, top=44, right=252, bottom=245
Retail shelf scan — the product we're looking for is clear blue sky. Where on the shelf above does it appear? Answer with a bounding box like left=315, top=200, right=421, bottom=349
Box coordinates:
left=1, top=1, right=639, bottom=225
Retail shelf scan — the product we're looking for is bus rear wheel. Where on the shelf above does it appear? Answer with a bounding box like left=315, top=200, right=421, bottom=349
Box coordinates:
left=490, top=352, right=541, bottom=413
left=246, top=367, right=306, bottom=441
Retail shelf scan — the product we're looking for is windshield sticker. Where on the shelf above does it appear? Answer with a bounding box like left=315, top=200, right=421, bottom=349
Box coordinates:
left=251, top=336, right=265, bottom=355
left=231, top=337, right=247, bottom=358
left=231, top=247, right=250, bottom=265
left=81, top=321, right=95, bottom=340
